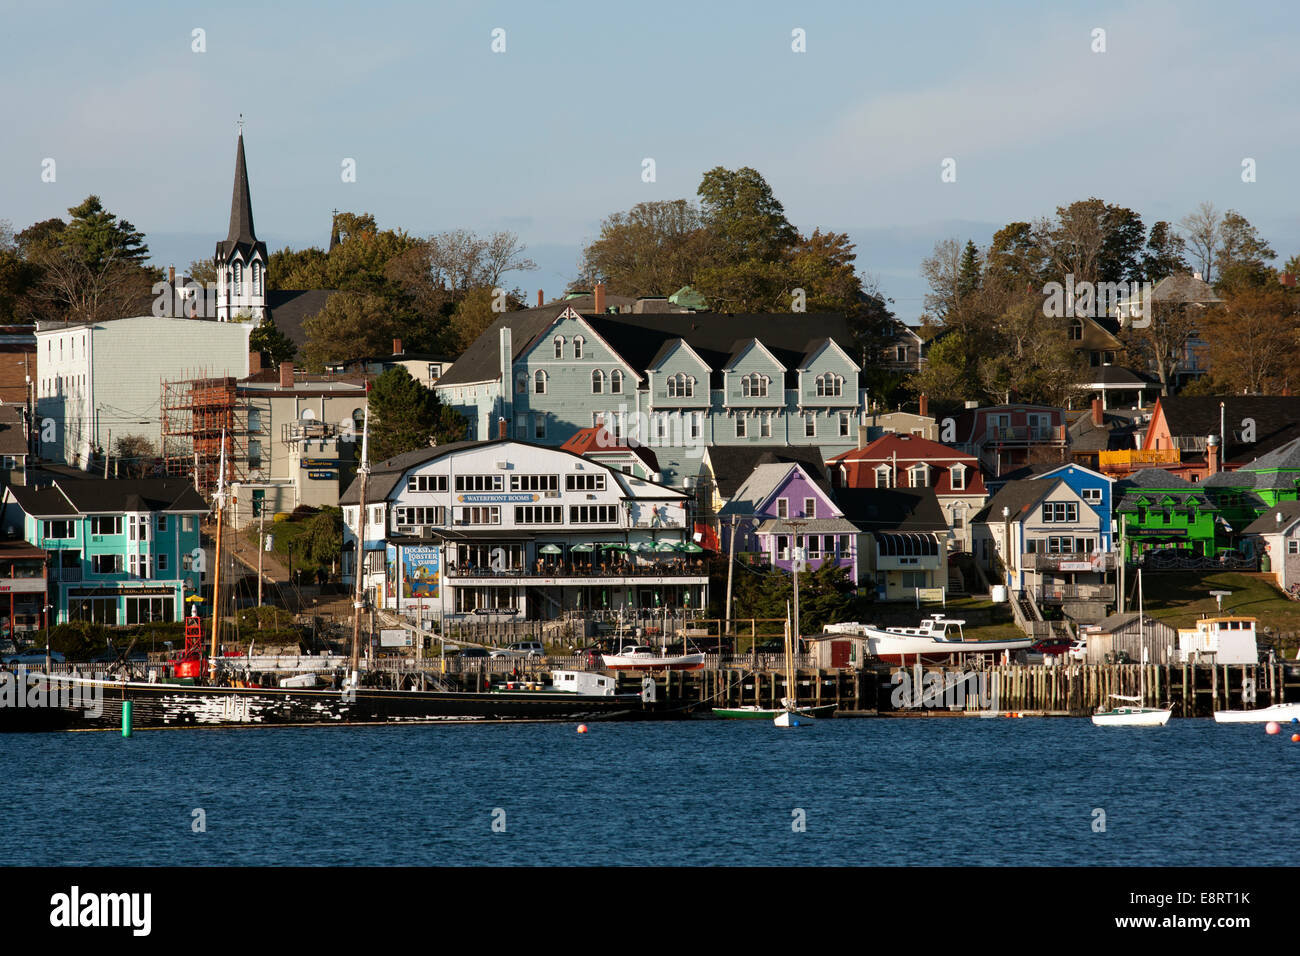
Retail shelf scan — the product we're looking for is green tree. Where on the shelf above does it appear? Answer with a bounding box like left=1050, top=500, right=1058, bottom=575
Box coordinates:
left=1214, top=210, right=1277, bottom=292
left=250, top=317, right=297, bottom=365
left=1141, top=221, right=1189, bottom=282
left=579, top=200, right=707, bottom=296
left=692, top=166, right=799, bottom=311
left=956, top=240, right=982, bottom=301
left=368, top=366, right=467, bottom=462
left=299, top=507, right=344, bottom=568
left=301, top=291, right=418, bottom=370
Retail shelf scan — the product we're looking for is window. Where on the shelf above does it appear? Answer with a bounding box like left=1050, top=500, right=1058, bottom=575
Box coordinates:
left=573, top=336, right=585, bottom=359
left=565, top=473, right=606, bottom=491
left=839, top=412, right=851, bottom=438
left=554, top=336, right=565, bottom=359
left=43, top=520, right=74, bottom=539
left=91, top=516, right=122, bottom=536
left=592, top=369, right=604, bottom=394
left=184, top=516, right=196, bottom=533
left=407, top=475, right=449, bottom=493
left=950, top=466, right=965, bottom=491
left=804, top=416, right=816, bottom=438
left=776, top=535, right=789, bottom=560
left=760, top=413, right=772, bottom=438
left=252, top=262, right=263, bottom=296
left=534, top=370, right=547, bottom=394
left=876, top=465, right=893, bottom=488
left=233, top=262, right=243, bottom=295
left=740, top=373, right=769, bottom=398
left=689, top=412, right=702, bottom=440
left=1289, top=540, right=1299, bottom=555
left=427, top=364, right=441, bottom=380
left=655, top=414, right=668, bottom=440
left=511, top=474, right=559, bottom=492
left=534, top=414, right=546, bottom=439
left=248, top=439, right=262, bottom=471
left=1068, top=318, right=1083, bottom=341
left=248, top=408, right=263, bottom=433
left=454, top=506, right=501, bottom=525
left=909, top=465, right=928, bottom=488
left=157, top=553, right=169, bottom=572
left=129, top=552, right=149, bottom=578
left=667, top=373, right=695, bottom=399
left=611, top=369, right=623, bottom=394
left=515, top=505, right=563, bottom=524
left=895, top=345, right=908, bottom=363
left=454, top=474, right=504, bottom=492
left=516, top=371, right=527, bottom=395
left=804, top=497, right=816, bottom=518
left=1081, top=487, right=1103, bottom=504
left=568, top=505, right=617, bottom=523
left=516, top=414, right=528, bottom=438
left=92, top=554, right=123, bottom=574
left=736, top=416, right=747, bottom=438
left=126, top=596, right=172, bottom=624
left=1043, top=502, right=1079, bottom=523
left=815, top=373, right=843, bottom=398
left=157, top=515, right=168, bottom=533
left=777, top=498, right=789, bottom=519
left=73, top=598, right=117, bottom=625
left=394, top=506, right=446, bottom=526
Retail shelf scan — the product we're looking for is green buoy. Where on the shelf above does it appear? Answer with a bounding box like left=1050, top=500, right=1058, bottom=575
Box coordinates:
left=121, top=700, right=133, bottom=738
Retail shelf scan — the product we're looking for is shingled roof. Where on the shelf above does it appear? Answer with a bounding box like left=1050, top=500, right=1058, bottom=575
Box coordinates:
left=1157, top=396, right=1300, bottom=464
left=835, top=487, right=948, bottom=533
left=702, top=444, right=831, bottom=499
left=7, top=479, right=208, bottom=517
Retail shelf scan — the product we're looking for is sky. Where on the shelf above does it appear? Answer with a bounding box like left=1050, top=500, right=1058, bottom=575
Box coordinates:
left=3, top=0, right=1298, bottom=319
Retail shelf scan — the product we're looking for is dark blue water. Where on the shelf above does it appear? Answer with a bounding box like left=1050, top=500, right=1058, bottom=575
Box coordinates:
left=4, top=719, right=1296, bottom=866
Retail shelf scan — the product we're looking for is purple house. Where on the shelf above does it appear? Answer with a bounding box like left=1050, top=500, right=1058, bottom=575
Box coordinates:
left=718, top=462, right=860, bottom=583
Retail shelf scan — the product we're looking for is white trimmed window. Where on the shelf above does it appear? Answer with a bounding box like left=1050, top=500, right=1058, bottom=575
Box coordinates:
left=740, top=373, right=769, bottom=398
left=804, top=415, right=816, bottom=438
left=553, top=336, right=564, bottom=359
left=909, top=465, right=928, bottom=488
left=592, top=369, right=604, bottom=394
left=815, top=373, right=843, bottom=398
left=611, top=369, right=623, bottom=394
left=667, top=373, right=695, bottom=399
left=534, top=370, right=547, bottom=394
left=950, top=465, right=966, bottom=491
left=736, top=415, right=747, bottom=438
left=804, top=497, right=816, bottom=518
left=777, top=498, right=789, bottom=519
left=760, top=412, right=772, bottom=438
left=573, top=336, right=585, bottom=359
left=875, top=465, right=892, bottom=488
left=839, top=412, right=851, bottom=438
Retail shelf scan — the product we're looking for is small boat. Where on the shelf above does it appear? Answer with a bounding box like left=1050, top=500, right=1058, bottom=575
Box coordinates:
left=601, top=645, right=705, bottom=671
left=1213, top=702, right=1300, bottom=724
left=821, top=615, right=1032, bottom=664
left=1091, top=571, right=1171, bottom=727
left=713, top=703, right=837, bottom=720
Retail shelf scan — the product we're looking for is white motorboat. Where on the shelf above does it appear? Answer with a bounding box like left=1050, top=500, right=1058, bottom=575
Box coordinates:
left=1213, top=702, right=1300, bottom=724
left=821, top=615, right=1032, bottom=664
left=600, top=645, right=705, bottom=671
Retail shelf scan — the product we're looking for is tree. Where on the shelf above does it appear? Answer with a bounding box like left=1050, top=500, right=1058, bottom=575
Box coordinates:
left=787, top=229, right=864, bottom=311
left=1214, top=210, right=1276, bottom=293
left=0, top=220, right=40, bottom=322
left=975, top=301, right=1087, bottom=407
left=367, top=366, right=467, bottom=462
left=250, top=317, right=297, bottom=365
left=730, top=562, right=871, bottom=634
left=956, top=240, right=982, bottom=301
left=907, top=330, right=981, bottom=404
left=579, top=200, right=706, bottom=296
left=112, top=435, right=157, bottom=479
left=1179, top=201, right=1222, bottom=283
left=920, top=238, right=962, bottom=321
left=301, top=291, right=416, bottom=370
left=445, top=286, right=517, bottom=353
left=299, top=507, right=344, bottom=568
left=1120, top=298, right=1201, bottom=396
left=1200, top=287, right=1298, bottom=393
left=1141, top=221, right=1189, bottom=282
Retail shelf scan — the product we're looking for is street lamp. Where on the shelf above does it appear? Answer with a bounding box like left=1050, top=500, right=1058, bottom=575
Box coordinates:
left=43, top=602, right=53, bottom=673
left=1001, top=506, right=1011, bottom=592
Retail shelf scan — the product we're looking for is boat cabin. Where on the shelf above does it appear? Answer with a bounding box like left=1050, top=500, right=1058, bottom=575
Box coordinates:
left=1175, top=616, right=1259, bottom=665
left=551, top=670, right=616, bottom=696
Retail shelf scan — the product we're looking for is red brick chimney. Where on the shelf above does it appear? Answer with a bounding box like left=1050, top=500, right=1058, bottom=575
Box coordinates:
left=1207, top=435, right=1220, bottom=476
left=593, top=282, right=606, bottom=314
left=1091, top=397, right=1103, bottom=427
left=168, top=265, right=176, bottom=285
left=537, top=289, right=544, bottom=308
left=497, top=417, right=507, bottom=439
left=393, top=337, right=402, bottom=355
left=918, top=393, right=929, bottom=418
left=279, top=362, right=294, bottom=388
left=249, top=351, right=262, bottom=375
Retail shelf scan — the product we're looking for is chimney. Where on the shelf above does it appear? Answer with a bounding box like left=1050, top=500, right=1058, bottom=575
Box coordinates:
left=1207, top=434, right=1220, bottom=476
left=249, top=351, right=262, bottom=375
left=497, top=417, right=507, bottom=439
left=168, top=265, right=176, bottom=286
left=1091, top=397, right=1103, bottom=427
left=857, top=423, right=868, bottom=449
left=593, top=282, right=605, bottom=315
left=537, top=289, right=544, bottom=308
left=393, top=337, right=402, bottom=355
left=279, top=362, right=294, bottom=388
left=918, top=393, right=929, bottom=419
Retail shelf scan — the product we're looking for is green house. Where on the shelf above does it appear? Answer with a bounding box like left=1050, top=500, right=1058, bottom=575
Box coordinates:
left=1115, top=468, right=1225, bottom=565
left=1203, top=436, right=1300, bottom=536
left=2, top=479, right=208, bottom=625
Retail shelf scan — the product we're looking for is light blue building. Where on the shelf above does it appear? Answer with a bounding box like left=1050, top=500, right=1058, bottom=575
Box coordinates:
left=434, top=297, right=867, bottom=488
left=3, top=479, right=208, bottom=625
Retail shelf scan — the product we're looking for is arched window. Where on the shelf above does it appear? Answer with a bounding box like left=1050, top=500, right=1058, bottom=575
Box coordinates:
left=740, top=373, right=769, bottom=398
left=232, top=262, right=243, bottom=295
left=554, top=336, right=565, bottom=359
left=610, top=369, right=623, bottom=394
left=591, top=369, right=604, bottom=394
left=815, top=373, right=843, bottom=398
left=534, top=370, right=547, bottom=394
left=1068, top=318, right=1083, bottom=341
left=667, top=373, right=695, bottom=399
left=573, top=336, right=585, bottom=359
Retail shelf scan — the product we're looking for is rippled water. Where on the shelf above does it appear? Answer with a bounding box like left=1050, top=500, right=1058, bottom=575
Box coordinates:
left=5, top=718, right=1296, bottom=866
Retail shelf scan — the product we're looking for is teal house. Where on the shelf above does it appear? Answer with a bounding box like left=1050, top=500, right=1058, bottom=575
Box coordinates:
left=2, top=479, right=208, bottom=625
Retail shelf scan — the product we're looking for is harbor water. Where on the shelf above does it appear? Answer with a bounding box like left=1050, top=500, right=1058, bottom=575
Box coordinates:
left=5, top=719, right=1296, bottom=866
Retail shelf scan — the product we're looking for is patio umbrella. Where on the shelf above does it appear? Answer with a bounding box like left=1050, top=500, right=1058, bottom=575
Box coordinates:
left=602, top=542, right=629, bottom=551
left=654, top=541, right=679, bottom=552
left=570, top=543, right=594, bottom=553
left=538, top=544, right=562, bottom=555
left=631, top=541, right=653, bottom=553
left=679, top=541, right=704, bottom=553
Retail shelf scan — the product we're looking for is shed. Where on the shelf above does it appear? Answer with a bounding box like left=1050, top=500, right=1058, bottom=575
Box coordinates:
left=1082, top=612, right=1177, bottom=665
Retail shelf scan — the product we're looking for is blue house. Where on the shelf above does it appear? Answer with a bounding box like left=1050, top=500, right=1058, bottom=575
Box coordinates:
left=2, top=479, right=208, bottom=625
left=1034, top=463, right=1116, bottom=551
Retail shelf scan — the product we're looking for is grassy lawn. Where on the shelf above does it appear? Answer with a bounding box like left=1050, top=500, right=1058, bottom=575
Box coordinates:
left=1137, top=571, right=1300, bottom=631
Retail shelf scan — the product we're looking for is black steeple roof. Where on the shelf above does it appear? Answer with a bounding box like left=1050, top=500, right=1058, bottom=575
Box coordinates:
left=215, top=132, right=268, bottom=265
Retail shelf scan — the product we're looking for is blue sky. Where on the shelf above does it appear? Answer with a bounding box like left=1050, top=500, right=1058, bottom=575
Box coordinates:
left=3, top=0, right=1298, bottom=318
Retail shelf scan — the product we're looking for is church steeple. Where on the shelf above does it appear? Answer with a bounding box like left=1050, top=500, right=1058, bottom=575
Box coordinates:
left=214, top=123, right=268, bottom=322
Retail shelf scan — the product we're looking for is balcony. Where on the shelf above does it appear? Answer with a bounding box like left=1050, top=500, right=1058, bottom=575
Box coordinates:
left=1098, top=448, right=1180, bottom=471
left=979, top=425, right=1066, bottom=448
left=282, top=421, right=340, bottom=445
left=1033, top=583, right=1116, bottom=604
left=1021, top=552, right=1116, bottom=572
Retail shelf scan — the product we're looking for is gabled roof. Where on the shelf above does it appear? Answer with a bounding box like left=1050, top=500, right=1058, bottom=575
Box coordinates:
left=718, top=462, right=836, bottom=518
left=972, top=478, right=1065, bottom=524
left=797, top=337, right=860, bottom=373
left=835, top=487, right=948, bottom=533
left=265, top=289, right=339, bottom=350
left=1153, top=396, right=1300, bottom=464
left=724, top=337, right=786, bottom=372
left=646, top=337, right=711, bottom=373
left=1244, top=501, right=1300, bottom=535
left=702, top=445, right=831, bottom=499
left=7, top=479, right=208, bottom=517
left=560, top=426, right=661, bottom=473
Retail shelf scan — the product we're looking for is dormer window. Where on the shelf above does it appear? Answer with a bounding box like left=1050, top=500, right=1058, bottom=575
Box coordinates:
left=740, top=373, right=769, bottom=398
left=591, top=369, right=604, bottom=394
left=950, top=465, right=966, bottom=491
left=573, top=336, right=585, bottom=359
left=534, top=370, right=547, bottom=394
left=611, top=369, right=623, bottom=394
left=667, top=373, right=695, bottom=399
left=554, top=336, right=565, bottom=359
left=875, top=465, right=893, bottom=488
left=909, top=464, right=929, bottom=488
left=815, top=373, right=843, bottom=398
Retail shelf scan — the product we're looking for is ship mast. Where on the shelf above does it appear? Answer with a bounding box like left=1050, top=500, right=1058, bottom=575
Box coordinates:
left=349, top=407, right=371, bottom=690
left=208, top=430, right=228, bottom=681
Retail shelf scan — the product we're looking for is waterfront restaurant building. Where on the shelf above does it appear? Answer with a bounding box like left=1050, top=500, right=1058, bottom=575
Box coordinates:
left=340, top=438, right=707, bottom=623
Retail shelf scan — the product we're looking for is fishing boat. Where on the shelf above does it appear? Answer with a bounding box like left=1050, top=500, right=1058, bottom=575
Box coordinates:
left=821, top=615, right=1032, bottom=664
left=0, top=420, right=686, bottom=732
left=1092, top=570, right=1172, bottom=727
left=1212, top=702, right=1300, bottom=724
left=600, top=645, right=706, bottom=671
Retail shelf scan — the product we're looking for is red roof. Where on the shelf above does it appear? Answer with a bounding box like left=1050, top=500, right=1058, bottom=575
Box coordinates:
left=827, top=433, right=985, bottom=495
left=560, top=427, right=660, bottom=472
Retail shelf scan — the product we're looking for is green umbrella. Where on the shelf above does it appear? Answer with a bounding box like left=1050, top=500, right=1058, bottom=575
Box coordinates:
left=654, top=541, right=679, bottom=552
left=631, top=541, right=653, bottom=553
left=538, top=544, right=562, bottom=555
left=570, top=543, right=594, bottom=553
left=602, top=542, right=629, bottom=551
left=679, top=541, right=704, bottom=553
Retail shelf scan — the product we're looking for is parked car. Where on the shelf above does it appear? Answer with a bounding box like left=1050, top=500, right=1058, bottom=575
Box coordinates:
left=1067, top=639, right=1087, bottom=662
left=1032, top=639, right=1071, bottom=657
left=6, top=650, right=66, bottom=665
left=489, top=641, right=545, bottom=660
left=454, top=646, right=489, bottom=660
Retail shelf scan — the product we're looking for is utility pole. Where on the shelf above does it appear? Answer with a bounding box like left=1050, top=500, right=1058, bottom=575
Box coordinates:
left=256, top=504, right=265, bottom=618
left=208, top=431, right=227, bottom=681
left=104, top=429, right=110, bottom=478
left=349, top=407, right=371, bottom=692
left=724, top=514, right=742, bottom=641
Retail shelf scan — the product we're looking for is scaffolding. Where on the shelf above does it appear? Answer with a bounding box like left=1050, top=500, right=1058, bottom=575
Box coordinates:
left=160, top=371, right=248, bottom=496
